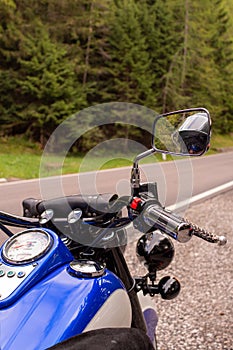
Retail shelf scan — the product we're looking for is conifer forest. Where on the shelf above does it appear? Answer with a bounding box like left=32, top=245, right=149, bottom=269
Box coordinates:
left=0, top=0, right=233, bottom=150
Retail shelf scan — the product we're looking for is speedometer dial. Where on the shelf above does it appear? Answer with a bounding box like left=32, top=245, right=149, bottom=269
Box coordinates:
left=2, top=229, right=52, bottom=264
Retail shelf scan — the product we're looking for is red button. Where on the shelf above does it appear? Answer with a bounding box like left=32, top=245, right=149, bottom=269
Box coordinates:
left=130, top=197, right=142, bottom=210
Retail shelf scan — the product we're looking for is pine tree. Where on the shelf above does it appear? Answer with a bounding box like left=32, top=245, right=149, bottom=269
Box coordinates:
left=0, top=0, right=23, bottom=133
left=105, top=0, right=156, bottom=107
left=210, top=0, right=233, bottom=132
left=137, top=0, right=181, bottom=112
left=1, top=0, right=233, bottom=143
left=34, top=0, right=112, bottom=105
left=16, top=21, right=86, bottom=145
left=160, top=0, right=223, bottom=116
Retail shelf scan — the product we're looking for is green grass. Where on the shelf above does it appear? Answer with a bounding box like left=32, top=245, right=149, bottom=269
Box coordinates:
left=40, top=152, right=167, bottom=178
left=0, top=134, right=232, bottom=180
left=211, top=133, right=233, bottom=150
left=0, top=136, right=41, bottom=179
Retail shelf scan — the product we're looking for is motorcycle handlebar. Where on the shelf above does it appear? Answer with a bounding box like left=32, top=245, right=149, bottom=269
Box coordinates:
left=142, top=204, right=193, bottom=243
left=141, top=204, right=227, bottom=245
left=0, top=211, right=39, bottom=228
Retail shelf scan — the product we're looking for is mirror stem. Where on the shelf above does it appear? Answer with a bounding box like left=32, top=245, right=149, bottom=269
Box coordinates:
left=131, top=148, right=156, bottom=196
left=131, top=164, right=140, bottom=196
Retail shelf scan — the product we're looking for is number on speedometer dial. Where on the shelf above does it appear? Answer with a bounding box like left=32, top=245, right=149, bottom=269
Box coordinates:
left=2, top=230, right=52, bottom=264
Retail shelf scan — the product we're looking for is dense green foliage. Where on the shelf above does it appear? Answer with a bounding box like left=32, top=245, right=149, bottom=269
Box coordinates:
left=0, top=0, right=232, bottom=150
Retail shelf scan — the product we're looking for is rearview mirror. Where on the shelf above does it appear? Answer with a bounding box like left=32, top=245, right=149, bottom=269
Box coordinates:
left=152, top=108, right=211, bottom=156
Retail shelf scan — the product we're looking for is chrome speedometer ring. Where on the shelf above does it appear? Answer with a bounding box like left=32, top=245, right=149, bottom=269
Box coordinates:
left=2, top=229, right=53, bottom=265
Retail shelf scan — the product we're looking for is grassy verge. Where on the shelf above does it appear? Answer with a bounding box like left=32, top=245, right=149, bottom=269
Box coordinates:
left=210, top=133, right=233, bottom=150
left=0, top=134, right=232, bottom=180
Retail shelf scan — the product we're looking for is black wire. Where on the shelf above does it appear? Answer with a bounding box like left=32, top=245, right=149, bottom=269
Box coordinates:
left=0, top=222, right=14, bottom=237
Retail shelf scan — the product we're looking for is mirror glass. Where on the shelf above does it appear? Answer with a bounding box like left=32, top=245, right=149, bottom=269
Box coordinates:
left=152, top=109, right=211, bottom=156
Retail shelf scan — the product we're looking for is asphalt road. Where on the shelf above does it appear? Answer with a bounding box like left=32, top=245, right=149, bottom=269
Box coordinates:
left=0, top=151, right=232, bottom=215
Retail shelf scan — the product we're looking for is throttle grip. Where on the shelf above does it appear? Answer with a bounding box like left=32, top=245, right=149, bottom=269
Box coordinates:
left=132, top=197, right=227, bottom=245
left=142, top=205, right=193, bottom=243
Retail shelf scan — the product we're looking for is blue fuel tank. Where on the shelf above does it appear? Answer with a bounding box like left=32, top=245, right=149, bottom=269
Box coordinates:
left=0, top=229, right=132, bottom=350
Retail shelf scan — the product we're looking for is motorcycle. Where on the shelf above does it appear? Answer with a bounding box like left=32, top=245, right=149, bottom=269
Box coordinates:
left=0, top=107, right=227, bottom=350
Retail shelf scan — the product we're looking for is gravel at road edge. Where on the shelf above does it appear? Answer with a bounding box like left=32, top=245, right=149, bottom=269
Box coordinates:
left=125, top=190, right=233, bottom=350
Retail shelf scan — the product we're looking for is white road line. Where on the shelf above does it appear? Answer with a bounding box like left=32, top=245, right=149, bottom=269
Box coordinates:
left=0, top=167, right=131, bottom=187
left=168, top=180, right=233, bottom=212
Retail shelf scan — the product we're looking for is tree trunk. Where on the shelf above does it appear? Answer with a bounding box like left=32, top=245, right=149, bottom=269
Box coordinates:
left=83, top=0, right=94, bottom=86
left=181, top=0, right=189, bottom=90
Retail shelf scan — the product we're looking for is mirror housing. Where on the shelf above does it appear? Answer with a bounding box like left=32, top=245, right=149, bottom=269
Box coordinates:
left=152, top=108, right=211, bottom=156
left=131, top=107, right=211, bottom=195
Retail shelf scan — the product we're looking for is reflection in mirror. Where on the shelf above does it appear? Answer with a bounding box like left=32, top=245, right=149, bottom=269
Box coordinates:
left=152, top=109, right=211, bottom=156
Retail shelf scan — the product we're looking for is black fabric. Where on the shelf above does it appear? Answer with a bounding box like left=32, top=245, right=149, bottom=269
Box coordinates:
left=48, top=328, right=155, bottom=350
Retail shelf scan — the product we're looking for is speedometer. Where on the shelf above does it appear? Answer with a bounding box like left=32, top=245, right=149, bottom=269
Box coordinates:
left=2, top=229, right=53, bottom=264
